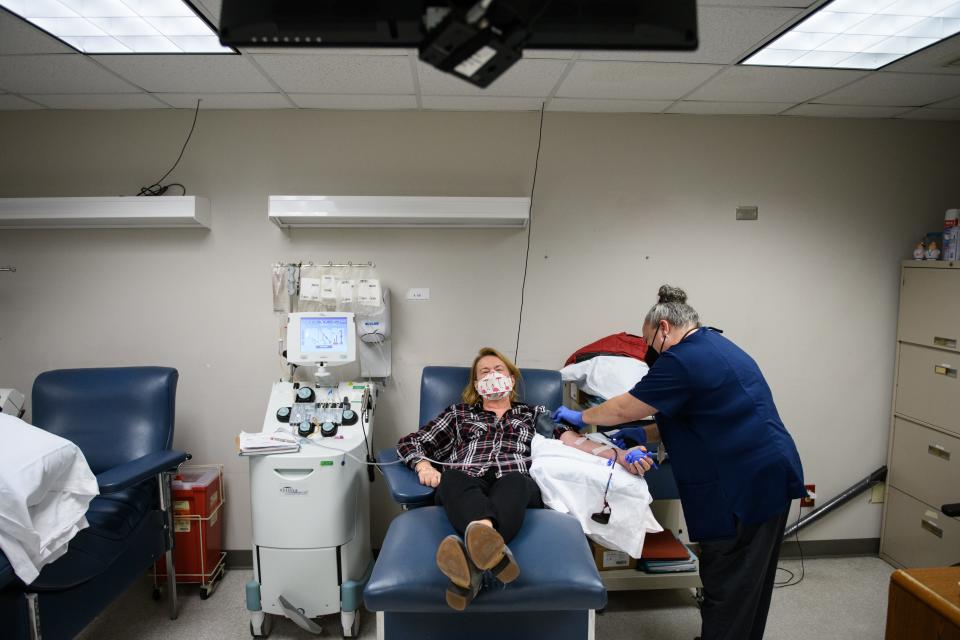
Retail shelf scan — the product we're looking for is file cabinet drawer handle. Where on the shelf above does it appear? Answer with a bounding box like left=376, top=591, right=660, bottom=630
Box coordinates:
left=934, top=364, right=957, bottom=378
left=928, top=444, right=952, bottom=461
left=921, top=519, right=943, bottom=538
left=934, top=336, right=957, bottom=349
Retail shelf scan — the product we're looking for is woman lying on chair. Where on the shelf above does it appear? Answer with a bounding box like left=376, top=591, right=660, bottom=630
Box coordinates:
left=396, top=347, right=649, bottom=611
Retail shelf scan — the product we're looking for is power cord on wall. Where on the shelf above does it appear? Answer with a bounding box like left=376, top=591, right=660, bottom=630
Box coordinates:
left=775, top=505, right=806, bottom=588
left=513, top=102, right=546, bottom=366
left=137, top=99, right=200, bottom=196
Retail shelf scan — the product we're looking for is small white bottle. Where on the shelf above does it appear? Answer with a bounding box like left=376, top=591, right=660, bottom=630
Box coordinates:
left=943, top=209, right=960, bottom=262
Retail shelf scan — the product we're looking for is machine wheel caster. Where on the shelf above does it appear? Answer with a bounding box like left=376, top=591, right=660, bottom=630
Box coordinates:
left=693, top=588, right=704, bottom=609
left=151, top=588, right=161, bottom=601
left=250, top=612, right=273, bottom=638
left=341, top=609, right=361, bottom=638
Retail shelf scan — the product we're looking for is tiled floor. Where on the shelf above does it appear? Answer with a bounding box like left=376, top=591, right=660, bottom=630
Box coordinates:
left=77, top=556, right=894, bottom=639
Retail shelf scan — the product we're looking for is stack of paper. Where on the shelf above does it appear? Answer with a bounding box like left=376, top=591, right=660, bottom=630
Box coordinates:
left=637, top=530, right=698, bottom=573
left=237, top=431, right=300, bottom=456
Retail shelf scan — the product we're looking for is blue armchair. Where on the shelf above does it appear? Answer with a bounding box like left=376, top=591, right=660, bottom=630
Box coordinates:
left=0, top=367, right=189, bottom=640
left=364, top=367, right=606, bottom=640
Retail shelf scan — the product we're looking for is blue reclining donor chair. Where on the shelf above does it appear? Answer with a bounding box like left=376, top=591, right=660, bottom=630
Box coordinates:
left=365, top=367, right=607, bottom=640
left=0, top=367, right=189, bottom=640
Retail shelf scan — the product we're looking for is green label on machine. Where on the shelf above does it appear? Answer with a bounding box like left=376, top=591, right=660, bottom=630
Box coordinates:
left=353, top=385, right=365, bottom=390
left=320, top=461, right=334, bottom=467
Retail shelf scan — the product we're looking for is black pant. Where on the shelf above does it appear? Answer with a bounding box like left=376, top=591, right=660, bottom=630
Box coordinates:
left=697, top=506, right=790, bottom=640
left=435, top=470, right=543, bottom=543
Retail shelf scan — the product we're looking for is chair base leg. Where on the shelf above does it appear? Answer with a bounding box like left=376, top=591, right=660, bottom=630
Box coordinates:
left=158, top=471, right=179, bottom=620
left=26, top=593, right=41, bottom=640
left=165, top=548, right=178, bottom=620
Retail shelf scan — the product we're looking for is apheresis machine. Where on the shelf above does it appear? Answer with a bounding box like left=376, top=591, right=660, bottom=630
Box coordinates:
left=246, top=262, right=390, bottom=638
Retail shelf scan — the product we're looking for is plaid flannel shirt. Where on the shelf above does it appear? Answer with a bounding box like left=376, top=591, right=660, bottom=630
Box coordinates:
left=396, top=402, right=574, bottom=478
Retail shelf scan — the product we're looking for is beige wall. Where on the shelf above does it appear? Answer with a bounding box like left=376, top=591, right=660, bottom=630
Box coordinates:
left=1, top=109, right=957, bottom=550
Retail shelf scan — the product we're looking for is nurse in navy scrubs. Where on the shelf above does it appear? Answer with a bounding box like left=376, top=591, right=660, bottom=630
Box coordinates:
left=553, top=285, right=805, bottom=640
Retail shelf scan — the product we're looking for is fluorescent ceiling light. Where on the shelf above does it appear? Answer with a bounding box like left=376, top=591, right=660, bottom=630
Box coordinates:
left=742, top=0, right=960, bottom=69
left=0, top=0, right=232, bottom=54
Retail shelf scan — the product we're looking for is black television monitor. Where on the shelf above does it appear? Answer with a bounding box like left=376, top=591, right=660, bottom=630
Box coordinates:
left=219, top=1, right=698, bottom=88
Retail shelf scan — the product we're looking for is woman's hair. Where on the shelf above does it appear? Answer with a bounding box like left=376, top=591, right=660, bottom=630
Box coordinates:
left=644, top=284, right=700, bottom=329
left=462, top=347, right=522, bottom=404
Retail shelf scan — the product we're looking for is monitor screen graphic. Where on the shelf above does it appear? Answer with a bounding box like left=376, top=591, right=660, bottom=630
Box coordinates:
left=300, top=316, right=349, bottom=355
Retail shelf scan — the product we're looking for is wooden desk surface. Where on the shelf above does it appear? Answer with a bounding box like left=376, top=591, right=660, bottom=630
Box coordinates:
left=891, top=567, right=960, bottom=628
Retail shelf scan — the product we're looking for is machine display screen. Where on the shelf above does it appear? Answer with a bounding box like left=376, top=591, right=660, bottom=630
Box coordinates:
left=300, top=316, right=349, bottom=355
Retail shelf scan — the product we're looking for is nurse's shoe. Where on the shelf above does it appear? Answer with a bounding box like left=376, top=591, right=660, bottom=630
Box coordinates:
left=465, top=521, right=520, bottom=584
left=436, top=535, right=483, bottom=611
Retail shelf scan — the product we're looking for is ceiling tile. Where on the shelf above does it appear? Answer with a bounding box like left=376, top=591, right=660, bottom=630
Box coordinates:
left=417, top=58, right=568, bottom=97
left=699, top=0, right=813, bottom=6
left=579, top=7, right=802, bottom=65
left=932, top=94, right=960, bottom=109
left=523, top=49, right=575, bottom=59
left=0, top=55, right=139, bottom=94
left=26, top=93, right=166, bottom=109
left=815, top=72, right=960, bottom=107
left=94, top=55, right=274, bottom=93
left=556, top=61, right=722, bottom=100
left=252, top=54, right=414, bottom=93
left=0, top=9, right=75, bottom=55
left=157, top=92, right=292, bottom=108
left=195, top=0, right=222, bottom=25
left=784, top=103, right=912, bottom=118
left=290, top=94, right=417, bottom=109
left=547, top=98, right=670, bottom=112
left=686, top=66, right=866, bottom=103
left=244, top=47, right=413, bottom=56
left=884, top=34, right=960, bottom=74
left=897, top=107, right=960, bottom=120
left=0, top=94, right=43, bottom=110
left=667, top=100, right=794, bottom=115
left=422, top=96, right=544, bottom=111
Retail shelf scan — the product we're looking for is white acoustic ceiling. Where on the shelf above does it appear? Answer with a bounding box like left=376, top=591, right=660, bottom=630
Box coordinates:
left=0, top=0, right=959, bottom=120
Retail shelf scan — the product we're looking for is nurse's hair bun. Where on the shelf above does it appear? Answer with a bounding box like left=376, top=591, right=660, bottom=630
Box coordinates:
left=657, top=285, right=687, bottom=305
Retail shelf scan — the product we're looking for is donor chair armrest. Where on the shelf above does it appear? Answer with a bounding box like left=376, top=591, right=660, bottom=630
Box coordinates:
left=96, top=449, right=189, bottom=494
left=377, top=448, right=435, bottom=508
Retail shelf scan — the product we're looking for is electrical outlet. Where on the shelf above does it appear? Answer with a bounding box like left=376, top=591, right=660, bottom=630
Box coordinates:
left=801, top=484, right=816, bottom=508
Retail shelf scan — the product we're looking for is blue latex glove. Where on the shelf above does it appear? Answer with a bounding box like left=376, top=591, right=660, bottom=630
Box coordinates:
left=551, top=406, right=586, bottom=430
left=607, top=426, right=648, bottom=449
left=625, top=448, right=659, bottom=470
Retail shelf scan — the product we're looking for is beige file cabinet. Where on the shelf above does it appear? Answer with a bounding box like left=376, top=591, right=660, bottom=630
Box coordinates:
left=880, top=261, right=960, bottom=568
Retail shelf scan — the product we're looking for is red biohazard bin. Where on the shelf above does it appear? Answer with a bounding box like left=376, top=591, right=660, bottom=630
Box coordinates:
left=154, top=465, right=225, bottom=599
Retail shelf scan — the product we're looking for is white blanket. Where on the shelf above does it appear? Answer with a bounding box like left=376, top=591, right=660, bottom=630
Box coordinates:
left=560, top=356, right=649, bottom=400
left=0, top=413, right=98, bottom=584
left=530, top=435, right=662, bottom=559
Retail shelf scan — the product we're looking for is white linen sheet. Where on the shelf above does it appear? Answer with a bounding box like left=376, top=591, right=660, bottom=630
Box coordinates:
left=530, top=434, right=662, bottom=559
left=0, top=413, right=98, bottom=584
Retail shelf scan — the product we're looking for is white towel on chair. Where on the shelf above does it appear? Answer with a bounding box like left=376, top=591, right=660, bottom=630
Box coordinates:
left=0, top=413, right=98, bottom=584
left=530, top=434, right=662, bottom=559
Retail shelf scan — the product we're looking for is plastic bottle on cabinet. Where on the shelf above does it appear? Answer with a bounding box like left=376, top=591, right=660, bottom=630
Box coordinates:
left=944, top=209, right=960, bottom=262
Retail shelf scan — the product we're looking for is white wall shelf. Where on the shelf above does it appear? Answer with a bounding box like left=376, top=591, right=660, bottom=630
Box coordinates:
left=0, top=196, right=211, bottom=229
left=268, top=196, right=530, bottom=229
